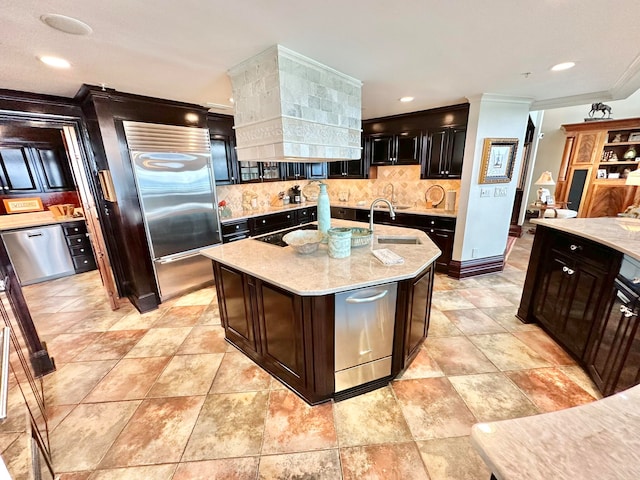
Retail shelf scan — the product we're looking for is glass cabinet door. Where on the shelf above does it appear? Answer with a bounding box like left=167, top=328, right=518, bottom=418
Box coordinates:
left=239, top=161, right=260, bottom=182
left=261, top=162, right=281, bottom=180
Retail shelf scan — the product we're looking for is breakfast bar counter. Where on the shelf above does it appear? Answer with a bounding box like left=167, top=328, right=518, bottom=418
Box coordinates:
left=200, top=219, right=440, bottom=404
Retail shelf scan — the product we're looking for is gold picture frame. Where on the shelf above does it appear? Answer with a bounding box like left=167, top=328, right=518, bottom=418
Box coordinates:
left=478, top=138, right=519, bottom=184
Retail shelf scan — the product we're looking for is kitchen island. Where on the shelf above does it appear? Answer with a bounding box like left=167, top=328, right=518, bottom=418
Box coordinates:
left=518, top=217, right=640, bottom=397
left=200, top=219, right=440, bottom=404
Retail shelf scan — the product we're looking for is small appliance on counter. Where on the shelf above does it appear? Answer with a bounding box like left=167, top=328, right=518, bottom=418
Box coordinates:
left=289, top=185, right=302, bottom=204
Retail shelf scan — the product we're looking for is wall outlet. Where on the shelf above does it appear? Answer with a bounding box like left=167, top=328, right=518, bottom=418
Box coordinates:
left=472, top=248, right=479, bottom=258
left=480, top=188, right=491, bottom=198
left=494, top=187, right=508, bottom=197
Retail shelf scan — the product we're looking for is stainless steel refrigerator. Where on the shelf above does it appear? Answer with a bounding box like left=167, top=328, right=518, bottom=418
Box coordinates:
left=123, top=121, right=221, bottom=301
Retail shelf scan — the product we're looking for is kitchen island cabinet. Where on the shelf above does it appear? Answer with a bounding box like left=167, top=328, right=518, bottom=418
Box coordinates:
left=518, top=217, right=640, bottom=396
left=201, top=220, right=440, bottom=404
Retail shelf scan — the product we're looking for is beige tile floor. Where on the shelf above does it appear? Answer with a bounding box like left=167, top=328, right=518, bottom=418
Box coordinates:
left=3, top=229, right=601, bottom=479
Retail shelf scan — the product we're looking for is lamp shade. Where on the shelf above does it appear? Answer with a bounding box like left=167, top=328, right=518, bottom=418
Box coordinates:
left=535, top=171, right=555, bottom=186
left=625, top=169, right=640, bottom=186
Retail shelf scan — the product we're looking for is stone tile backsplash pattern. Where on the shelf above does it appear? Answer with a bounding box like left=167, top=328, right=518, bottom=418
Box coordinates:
left=216, top=166, right=460, bottom=214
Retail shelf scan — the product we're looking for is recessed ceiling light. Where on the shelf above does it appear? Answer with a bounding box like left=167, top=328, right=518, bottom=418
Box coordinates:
left=38, top=56, right=71, bottom=68
left=40, top=14, right=93, bottom=35
left=551, top=62, right=575, bottom=72
left=399, top=96, right=414, bottom=103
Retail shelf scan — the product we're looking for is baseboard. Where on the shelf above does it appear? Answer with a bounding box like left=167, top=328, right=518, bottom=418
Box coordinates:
left=509, top=224, right=523, bottom=237
left=448, top=254, right=505, bottom=279
left=128, top=291, right=159, bottom=313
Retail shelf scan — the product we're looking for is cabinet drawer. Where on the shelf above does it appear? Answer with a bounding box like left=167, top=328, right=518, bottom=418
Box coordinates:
left=221, top=220, right=250, bottom=236
left=549, top=233, right=618, bottom=270
left=252, top=211, right=296, bottom=234
left=330, top=206, right=357, bottom=220
left=297, top=206, right=317, bottom=224
left=63, top=222, right=87, bottom=236
left=65, top=234, right=91, bottom=248
left=72, top=254, right=96, bottom=273
left=223, top=233, right=250, bottom=244
left=417, top=215, right=456, bottom=231
left=70, top=245, right=91, bottom=256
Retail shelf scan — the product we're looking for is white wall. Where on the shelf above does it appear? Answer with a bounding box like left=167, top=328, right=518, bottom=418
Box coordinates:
left=528, top=89, right=640, bottom=205
left=454, top=94, right=532, bottom=262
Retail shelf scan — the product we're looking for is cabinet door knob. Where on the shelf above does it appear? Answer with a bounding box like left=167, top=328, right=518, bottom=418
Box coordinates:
left=262, top=220, right=266, bottom=224
left=430, top=229, right=434, bottom=233
left=235, top=225, right=240, bottom=230
left=286, top=215, right=290, bottom=219
left=562, top=266, right=575, bottom=275
left=633, top=277, right=640, bottom=284
left=569, top=244, right=581, bottom=251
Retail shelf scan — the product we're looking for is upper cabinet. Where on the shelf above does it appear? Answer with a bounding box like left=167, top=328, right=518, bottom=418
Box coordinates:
left=367, top=131, right=422, bottom=166
left=556, top=118, right=640, bottom=217
left=362, top=103, right=469, bottom=177
left=0, top=127, right=75, bottom=194
left=423, top=127, right=466, bottom=179
left=239, top=161, right=282, bottom=183
left=328, top=158, right=366, bottom=179
left=207, top=114, right=238, bottom=185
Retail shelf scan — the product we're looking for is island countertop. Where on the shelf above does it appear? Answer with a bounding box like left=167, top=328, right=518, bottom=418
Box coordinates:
left=533, top=217, right=640, bottom=261
left=200, top=219, right=441, bottom=296
left=471, top=384, right=640, bottom=480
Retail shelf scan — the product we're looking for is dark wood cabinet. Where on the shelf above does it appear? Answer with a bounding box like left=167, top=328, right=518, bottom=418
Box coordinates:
left=62, top=220, right=97, bottom=273
left=518, top=225, right=640, bottom=397
left=404, top=267, right=433, bottom=362
left=251, top=210, right=298, bottom=235
left=216, top=265, right=259, bottom=354
left=368, top=132, right=422, bottom=166
left=0, top=144, right=74, bottom=194
left=210, top=134, right=237, bottom=185
left=221, top=219, right=251, bottom=244
left=239, top=161, right=282, bottom=183
left=586, top=273, right=640, bottom=396
left=327, top=158, right=366, bottom=179
left=307, top=162, right=327, bottom=179
left=0, top=147, right=40, bottom=194
left=212, top=258, right=434, bottom=405
left=257, top=282, right=307, bottom=388
left=532, top=231, right=619, bottom=359
left=282, top=162, right=308, bottom=181
left=423, top=127, right=466, bottom=179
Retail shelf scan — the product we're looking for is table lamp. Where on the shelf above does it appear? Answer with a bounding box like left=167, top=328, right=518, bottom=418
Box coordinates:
left=625, top=169, right=640, bottom=186
left=535, top=171, right=555, bottom=204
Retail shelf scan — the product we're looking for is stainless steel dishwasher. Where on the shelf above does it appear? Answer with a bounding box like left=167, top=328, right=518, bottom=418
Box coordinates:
left=2, top=225, right=75, bottom=285
left=334, top=282, right=398, bottom=392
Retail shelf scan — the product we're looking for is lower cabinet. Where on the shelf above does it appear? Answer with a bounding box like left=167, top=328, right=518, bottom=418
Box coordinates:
left=586, top=277, right=640, bottom=396
left=221, top=206, right=318, bottom=243
left=519, top=225, right=640, bottom=397
left=62, top=220, right=97, bottom=273
left=213, top=260, right=434, bottom=404
left=403, top=266, right=433, bottom=362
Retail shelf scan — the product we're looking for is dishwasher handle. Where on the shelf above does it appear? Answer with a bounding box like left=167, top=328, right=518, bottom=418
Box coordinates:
left=27, top=232, right=43, bottom=238
left=345, top=290, right=388, bottom=304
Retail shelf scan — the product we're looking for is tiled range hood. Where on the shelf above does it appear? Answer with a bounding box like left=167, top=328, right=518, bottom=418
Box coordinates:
left=228, top=45, right=362, bottom=163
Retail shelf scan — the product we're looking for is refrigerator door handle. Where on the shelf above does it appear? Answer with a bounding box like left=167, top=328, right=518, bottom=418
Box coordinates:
left=154, top=250, right=210, bottom=264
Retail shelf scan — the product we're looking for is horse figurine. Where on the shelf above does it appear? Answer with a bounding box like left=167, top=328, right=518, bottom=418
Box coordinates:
left=589, top=102, right=612, bottom=118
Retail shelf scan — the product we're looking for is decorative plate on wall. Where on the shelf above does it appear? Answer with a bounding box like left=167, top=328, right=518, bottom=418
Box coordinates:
left=425, top=185, right=445, bottom=207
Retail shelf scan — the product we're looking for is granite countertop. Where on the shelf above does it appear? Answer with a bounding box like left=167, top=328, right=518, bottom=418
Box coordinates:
left=220, top=200, right=456, bottom=223
left=0, top=211, right=85, bottom=231
left=200, top=219, right=441, bottom=295
left=471, top=384, right=640, bottom=480
left=532, top=217, right=640, bottom=261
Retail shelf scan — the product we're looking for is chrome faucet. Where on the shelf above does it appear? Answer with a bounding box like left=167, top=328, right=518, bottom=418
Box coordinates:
left=369, top=198, right=396, bottom=231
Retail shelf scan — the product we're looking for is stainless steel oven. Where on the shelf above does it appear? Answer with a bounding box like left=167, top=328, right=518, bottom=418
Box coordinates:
left=334, top=282, right=397, bottom=392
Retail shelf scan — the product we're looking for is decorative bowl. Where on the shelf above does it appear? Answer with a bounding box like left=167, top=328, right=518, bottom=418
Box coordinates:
left=282, top=230, right=324, bottom=254
left=350, top=227, right=373, bottom=247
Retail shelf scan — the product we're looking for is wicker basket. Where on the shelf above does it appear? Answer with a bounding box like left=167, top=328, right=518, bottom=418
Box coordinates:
left=350, top=227, right=373, bottom=247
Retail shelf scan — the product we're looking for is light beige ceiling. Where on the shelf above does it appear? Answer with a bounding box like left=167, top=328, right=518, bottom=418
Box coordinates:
left=2, top=0, right=640, bottom=119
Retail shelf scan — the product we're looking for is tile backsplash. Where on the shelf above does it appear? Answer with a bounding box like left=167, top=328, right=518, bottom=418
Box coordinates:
left=215, top=165, right=460, bottom=213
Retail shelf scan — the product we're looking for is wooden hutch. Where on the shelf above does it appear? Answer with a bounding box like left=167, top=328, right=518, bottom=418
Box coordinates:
left=556, top=118, right=640, bottom=217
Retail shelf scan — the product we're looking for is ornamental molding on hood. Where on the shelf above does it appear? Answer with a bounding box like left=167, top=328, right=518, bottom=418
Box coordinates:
left=228, top=45, right=362, bottom=162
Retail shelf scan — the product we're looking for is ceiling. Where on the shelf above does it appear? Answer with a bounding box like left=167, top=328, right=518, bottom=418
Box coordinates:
left=2, top=0, right=640, bottom=119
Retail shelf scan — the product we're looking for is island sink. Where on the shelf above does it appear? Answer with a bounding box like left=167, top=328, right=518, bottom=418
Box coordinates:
left=377, top=235, right=422, bottom=245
